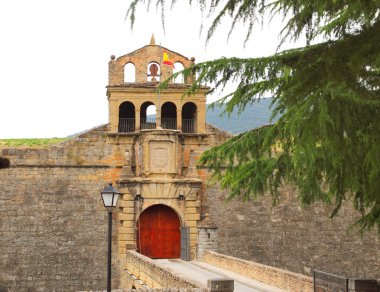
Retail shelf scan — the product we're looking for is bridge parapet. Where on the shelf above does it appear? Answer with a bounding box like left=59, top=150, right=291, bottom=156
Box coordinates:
left=203, top=250, right=313, bottom=292
left=125, top=250, right=199, bottom=289
left=82, top=289, right=207, bottom=291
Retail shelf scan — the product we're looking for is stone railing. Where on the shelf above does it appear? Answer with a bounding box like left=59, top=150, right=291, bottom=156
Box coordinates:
left=125, top=250, right=198, bottom=289
left=203, top=250, right=313, bottom=292
left=86, top=282, right=232, bottom=292
left=84, top=289, right=207, bottom=292
left=124, top=251, right=234, bottom=292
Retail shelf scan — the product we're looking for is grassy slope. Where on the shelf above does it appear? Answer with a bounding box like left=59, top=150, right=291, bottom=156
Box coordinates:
left=0, top=138, right=67, bottom=148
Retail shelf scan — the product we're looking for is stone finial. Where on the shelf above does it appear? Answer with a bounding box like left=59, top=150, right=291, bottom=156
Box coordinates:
left=150, top=34, right=156, bottom=45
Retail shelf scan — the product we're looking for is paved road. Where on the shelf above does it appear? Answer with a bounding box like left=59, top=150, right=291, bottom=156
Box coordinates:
left=154, top=259, right=286, bottom=292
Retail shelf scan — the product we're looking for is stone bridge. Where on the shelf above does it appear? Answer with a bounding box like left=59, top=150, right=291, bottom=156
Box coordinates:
left=122, top=250, right=380, bottom=292
left=123, top=250, right=312, bottom=292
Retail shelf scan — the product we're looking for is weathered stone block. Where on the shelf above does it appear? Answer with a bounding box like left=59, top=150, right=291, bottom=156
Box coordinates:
left=119, top=200, right=134, bottom=208
left=207, top=279, right=234, bottom=292
left=118, top=213, right=134, bottom=221
left=185, top=214, right=200, bottom=221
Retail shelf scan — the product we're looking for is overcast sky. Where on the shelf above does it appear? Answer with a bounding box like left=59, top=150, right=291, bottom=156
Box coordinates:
left=0, top=0, right=299, bottom=138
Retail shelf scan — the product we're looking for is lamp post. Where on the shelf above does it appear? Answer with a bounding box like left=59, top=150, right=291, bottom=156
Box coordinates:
left=100, top=183, right=121, bottom=292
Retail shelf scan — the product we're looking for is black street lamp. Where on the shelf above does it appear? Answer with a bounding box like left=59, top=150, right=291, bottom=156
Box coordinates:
left=100, top=183, right=121, bottom=292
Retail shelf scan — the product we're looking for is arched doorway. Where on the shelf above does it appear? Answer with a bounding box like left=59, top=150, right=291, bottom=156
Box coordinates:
left=140, top=101, right=156, bottom=129
left=118, top=101, right=135, bottom=132
left=182, top=102, right=197, bottom=133
left=161, top=102, right=177, bottom=129
left=136, top=204, right=180, bottom=259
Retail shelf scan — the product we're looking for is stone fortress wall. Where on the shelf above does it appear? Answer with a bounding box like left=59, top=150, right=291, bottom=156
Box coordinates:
left=0, top=125, right=127, bottom=292
left=0, top=123, right=230, bottom=292
left=1, top=123, right=379, bottom=292
left=206, top=183, right=380, bottom=279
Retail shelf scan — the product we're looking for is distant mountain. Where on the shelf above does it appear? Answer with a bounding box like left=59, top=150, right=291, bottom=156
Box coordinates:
left=206, top=98, right=277, bottom=134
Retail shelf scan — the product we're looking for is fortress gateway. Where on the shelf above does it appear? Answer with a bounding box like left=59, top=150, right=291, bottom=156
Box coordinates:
left=0, top=38, right=378, bottom=291
left=106, top=37, right=219, bottom=261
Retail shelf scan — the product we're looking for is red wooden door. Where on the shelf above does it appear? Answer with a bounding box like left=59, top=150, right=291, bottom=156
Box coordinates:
left=137, top=204, right=180, bottom=259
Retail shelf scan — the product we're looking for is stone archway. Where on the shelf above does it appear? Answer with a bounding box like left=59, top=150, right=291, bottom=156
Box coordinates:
left=136, top=204, right=180, bottom=259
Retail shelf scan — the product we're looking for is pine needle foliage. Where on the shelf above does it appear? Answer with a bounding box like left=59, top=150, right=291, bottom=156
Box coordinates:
left=127, top=0, right=380, bottom=232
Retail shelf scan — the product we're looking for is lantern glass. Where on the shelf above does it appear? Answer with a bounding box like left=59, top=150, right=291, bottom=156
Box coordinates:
left=112, top=193, right=120, bottom=207
left=100, top=183, right=120, bottom=209
left=101, top=193, right=113, bottom=208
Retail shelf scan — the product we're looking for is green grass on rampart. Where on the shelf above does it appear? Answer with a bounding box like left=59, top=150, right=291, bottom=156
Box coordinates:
left=0, top=138, right=67, bottom=148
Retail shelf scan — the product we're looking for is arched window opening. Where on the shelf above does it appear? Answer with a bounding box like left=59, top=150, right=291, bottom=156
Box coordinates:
left=124, top=63, right=136, bottom=83
left=161, top=102, right=177, bottom=129
left=147, top=62, right=160, bottom=82
left=182, top=102, right=197, bottom=133
left=118, top=101, right=135, bottom=133
left=141, top=102, right=156, bottom=129
left=173, top=62, right=184, bottom=84
left=136, top=204, right=180, bottom=259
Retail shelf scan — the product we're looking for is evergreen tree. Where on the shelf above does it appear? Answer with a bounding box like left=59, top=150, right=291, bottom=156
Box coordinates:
left=128, top=0, right=380, bottom=232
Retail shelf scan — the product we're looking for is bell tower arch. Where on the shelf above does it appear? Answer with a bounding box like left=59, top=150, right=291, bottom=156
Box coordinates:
left=107, top=36, right=208, bottom=134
